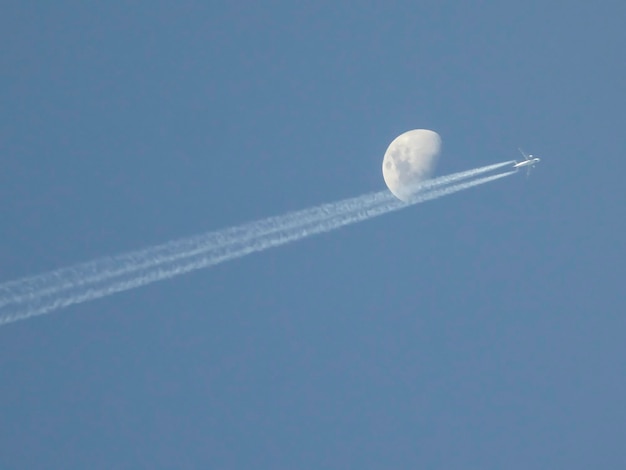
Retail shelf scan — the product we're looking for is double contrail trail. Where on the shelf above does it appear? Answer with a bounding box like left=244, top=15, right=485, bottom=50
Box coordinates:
left=0, top=161, right=514, bottom=327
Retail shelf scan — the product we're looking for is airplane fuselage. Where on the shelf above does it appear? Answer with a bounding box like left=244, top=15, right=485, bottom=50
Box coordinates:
left=513, top=157, right=540, bottom=169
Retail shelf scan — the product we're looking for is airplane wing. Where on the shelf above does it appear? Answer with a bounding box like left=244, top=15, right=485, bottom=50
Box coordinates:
left=518, top=147, right=531, bottom=161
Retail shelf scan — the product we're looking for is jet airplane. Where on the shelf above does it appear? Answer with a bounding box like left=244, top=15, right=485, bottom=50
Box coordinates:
left=513, top=148, right=541, bottom=175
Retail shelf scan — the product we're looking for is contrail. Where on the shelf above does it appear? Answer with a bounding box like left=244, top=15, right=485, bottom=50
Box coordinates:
left=0, top=161, right=513, bottom=308
left=0, top=169, right=514, bottom=326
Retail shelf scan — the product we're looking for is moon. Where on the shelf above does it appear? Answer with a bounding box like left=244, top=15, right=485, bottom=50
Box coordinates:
left=382, top=129, right=442, bottom=202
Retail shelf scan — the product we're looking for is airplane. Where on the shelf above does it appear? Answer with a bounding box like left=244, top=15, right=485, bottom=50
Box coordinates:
left=513, top=148, right=541, bottom=175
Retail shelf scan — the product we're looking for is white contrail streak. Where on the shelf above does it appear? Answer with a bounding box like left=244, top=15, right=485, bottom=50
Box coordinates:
left=0, top=169, right=514, bottom=326
left=0, top=161, right=513, bottom=308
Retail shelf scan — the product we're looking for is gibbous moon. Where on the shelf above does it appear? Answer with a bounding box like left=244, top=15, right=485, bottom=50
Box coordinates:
left=382, top=129, right=442, bottom=202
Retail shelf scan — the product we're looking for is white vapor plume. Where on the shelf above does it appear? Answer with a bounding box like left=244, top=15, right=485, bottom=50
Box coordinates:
left=0, top=167, right=513, bottom=327
left=0, top=160, right=512, bottom=309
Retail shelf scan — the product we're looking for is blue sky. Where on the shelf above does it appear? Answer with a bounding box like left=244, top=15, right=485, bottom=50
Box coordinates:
left=1, top=2, right=625, bottom=468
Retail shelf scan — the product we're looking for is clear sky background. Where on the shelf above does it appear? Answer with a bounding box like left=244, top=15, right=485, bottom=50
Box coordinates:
left=1, top=2, right=625, bottom=468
